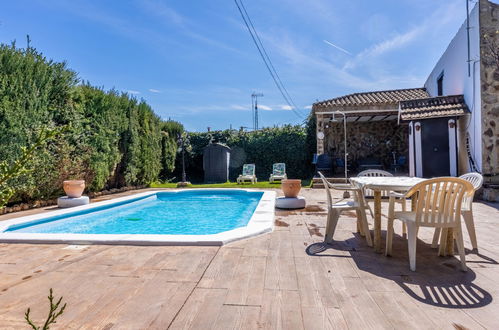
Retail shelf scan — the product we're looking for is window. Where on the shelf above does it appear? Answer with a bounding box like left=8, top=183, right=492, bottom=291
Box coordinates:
left=437, top=72, right=444, bottom=96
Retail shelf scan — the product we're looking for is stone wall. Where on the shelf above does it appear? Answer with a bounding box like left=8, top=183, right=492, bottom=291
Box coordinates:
left=480, top=0, right=499, bottom=200
left=323, top=120, right=408, bottom=169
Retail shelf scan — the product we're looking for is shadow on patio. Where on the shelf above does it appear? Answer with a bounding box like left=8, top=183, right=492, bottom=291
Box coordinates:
left=305, top=235, right=495, bottom=309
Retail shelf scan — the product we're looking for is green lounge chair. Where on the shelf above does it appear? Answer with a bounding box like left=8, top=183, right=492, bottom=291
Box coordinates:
left=237, top=164, right=257, bottom=184
left=269, top=163, right=287, bottom=183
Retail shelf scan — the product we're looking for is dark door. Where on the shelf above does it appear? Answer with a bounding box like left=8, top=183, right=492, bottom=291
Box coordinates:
left=421, top=118, right=449, bottom=177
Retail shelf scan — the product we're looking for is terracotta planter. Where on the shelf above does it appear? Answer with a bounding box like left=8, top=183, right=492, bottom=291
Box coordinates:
left=281, top=179, right=301, bottom=198
left=63, top=180, right=85, bottom=198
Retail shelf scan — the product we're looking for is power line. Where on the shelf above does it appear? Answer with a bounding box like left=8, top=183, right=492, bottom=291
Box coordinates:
left=234, top=0, right=305, bottom=121
left=237, top=0, right=304, bottom=120
left=238, top=0, right=302, bottom=116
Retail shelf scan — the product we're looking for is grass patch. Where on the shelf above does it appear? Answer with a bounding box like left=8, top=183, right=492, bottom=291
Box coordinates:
left=150, top=179, right=311, bottom=189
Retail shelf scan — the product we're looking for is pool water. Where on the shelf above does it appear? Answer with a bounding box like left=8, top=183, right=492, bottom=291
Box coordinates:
left=6, top=190, right=264, bottom=235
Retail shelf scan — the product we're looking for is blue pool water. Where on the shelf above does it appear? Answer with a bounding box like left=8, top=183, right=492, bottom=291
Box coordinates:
left=6, top=190, right=263, bottom=235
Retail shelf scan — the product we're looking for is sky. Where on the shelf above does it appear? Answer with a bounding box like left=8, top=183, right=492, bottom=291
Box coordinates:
left=0, top=0, right=482, bottom=131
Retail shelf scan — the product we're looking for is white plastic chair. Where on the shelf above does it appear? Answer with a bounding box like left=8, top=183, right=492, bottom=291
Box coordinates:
left=385, top=177, right=474, bottom=271
left=431, top=172, right=483, bottom=250
left=357, top=170, right=407, bottom=233
left=357, top=169, right=394, bottom=197
left=318, top=172, right=373, bottom=247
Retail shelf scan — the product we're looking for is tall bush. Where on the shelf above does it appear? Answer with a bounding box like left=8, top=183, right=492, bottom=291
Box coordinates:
left=0, top=42, right=177, bottom=204
left=159, top=120, right=184, bottom=180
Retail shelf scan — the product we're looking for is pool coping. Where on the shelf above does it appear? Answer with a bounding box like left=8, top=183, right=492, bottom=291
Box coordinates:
left=0, top=189, right=276, bottom=246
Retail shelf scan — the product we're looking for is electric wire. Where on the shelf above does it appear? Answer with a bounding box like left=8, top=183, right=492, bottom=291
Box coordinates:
left=234, top=0, right=305, bottom=121
left=238, top=0, right=303, bottom=117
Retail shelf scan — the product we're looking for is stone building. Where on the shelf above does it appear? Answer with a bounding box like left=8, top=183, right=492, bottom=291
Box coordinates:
left=312, top=0, right=499, bottom=201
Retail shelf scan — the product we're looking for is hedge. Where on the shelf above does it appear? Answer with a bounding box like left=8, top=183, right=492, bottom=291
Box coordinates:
left=172, top=120, right=316, bottom=183
left=0, top=42, right=181, bottom=204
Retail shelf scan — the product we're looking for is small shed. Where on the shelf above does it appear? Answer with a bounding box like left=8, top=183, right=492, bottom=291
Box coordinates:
left=203, top=143, right=231, bottom=183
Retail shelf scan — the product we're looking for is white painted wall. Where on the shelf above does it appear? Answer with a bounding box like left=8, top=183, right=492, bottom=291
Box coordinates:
left=424, top=3, right=482, bottom=172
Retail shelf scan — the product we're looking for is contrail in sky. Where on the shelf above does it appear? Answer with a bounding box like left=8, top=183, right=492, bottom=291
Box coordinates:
left=323, top=40, right=352, bottom=55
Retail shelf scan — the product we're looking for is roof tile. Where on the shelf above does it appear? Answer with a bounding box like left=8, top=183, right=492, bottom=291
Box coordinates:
left=313, top=88, right=429, bottom=109
left=399, top=94, right=469, bottom=120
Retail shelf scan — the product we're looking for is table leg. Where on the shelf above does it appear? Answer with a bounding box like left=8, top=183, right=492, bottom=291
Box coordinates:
left=374, top=190, right=382, bottom=253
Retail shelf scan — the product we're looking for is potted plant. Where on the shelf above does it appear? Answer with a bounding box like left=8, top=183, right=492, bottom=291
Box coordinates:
left=63, top=180, right=85, bottom=198
left=281, top=179, right=301, bottom=198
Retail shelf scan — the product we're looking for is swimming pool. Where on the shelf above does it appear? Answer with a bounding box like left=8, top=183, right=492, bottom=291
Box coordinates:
left=0, top=189, right=276, bottom=245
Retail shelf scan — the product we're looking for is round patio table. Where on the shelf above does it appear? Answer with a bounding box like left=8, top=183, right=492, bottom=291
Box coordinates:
left=349, top=176, right=425, bottom=253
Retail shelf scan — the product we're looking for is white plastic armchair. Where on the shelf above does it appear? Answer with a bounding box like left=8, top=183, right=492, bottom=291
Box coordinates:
left=357, top=169, right=394, bottom=197
left=357, top=170, right=407, bottom=227
left=318, top=172, right=373, bottom=247
left=432, top=172, right=483, bottom=250
left=385, top=177, right=474, bottom=271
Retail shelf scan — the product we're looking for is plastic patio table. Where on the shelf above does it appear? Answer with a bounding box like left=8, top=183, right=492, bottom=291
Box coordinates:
left=349, top=176, right=426, bottom=253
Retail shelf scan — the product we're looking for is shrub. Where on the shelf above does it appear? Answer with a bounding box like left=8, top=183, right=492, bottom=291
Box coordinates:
left=0, top=42, right=178, bottom=204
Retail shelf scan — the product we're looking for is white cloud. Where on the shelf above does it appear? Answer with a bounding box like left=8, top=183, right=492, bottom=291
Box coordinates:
left=279, top=105, right=293, bottom=110
left=138, top=0, right=243, bottom=54
left=258, top=104, right=272, bottom=111
left=230, top=104, right=249, bottom=110
left=127, top=90, right=140, bottom=95
left=148, top=88, right=161, bottom=93
left=304, top=105, right=313, bottom=110
left=344, top=1, right=462, bottom=70
left=343, top=27, right=423, bottom=70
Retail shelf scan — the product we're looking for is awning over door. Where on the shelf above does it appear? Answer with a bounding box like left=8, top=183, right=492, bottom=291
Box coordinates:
left=399, top=94, right=469, bottom=121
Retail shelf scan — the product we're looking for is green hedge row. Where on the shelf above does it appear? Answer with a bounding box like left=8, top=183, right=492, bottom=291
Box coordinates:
left=173, top=120, right=316, bottom=183
left=0, top=43, right=182, bottom=203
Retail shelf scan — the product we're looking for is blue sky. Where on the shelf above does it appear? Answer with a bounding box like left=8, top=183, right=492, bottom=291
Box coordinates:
left=0, top=0, right=478, bottom=131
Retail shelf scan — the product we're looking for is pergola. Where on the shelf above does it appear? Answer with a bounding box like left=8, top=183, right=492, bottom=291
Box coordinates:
left=312, top=88, right=429, bottom=169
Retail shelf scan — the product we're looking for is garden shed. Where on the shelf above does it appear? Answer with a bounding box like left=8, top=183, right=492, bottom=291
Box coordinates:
left=203, top=143, right=231, bottom=183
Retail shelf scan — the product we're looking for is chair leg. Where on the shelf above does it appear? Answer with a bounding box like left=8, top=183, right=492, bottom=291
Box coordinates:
left=366, top=202, right=374, bottom=218
left=432, top=228, right=441, bottom=249
left=359, top=208, right=373, bottom=247
left=400, top=199, right=407, bottom=238
left=385, top=217, right=394, bottom=256
left=455, top=226, right=468, bottom=272
left=407, top=222, right=418, bottom=271
left=438, top=228, right=448, bottom=257
left=325, top=209, right=340, bottom=244
left=462, top=210, right=477, bottom=251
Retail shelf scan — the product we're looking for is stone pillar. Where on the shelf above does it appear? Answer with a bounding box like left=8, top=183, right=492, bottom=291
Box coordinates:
left=479, top=0, right=499, bottom=201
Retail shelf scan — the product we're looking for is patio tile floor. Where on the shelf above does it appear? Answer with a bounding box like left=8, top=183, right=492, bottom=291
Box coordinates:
left=0, top=188, right=498, bottom=329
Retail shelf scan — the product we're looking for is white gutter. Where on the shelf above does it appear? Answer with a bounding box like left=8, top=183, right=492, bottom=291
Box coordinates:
left=318, top=109, right=399, bottom=115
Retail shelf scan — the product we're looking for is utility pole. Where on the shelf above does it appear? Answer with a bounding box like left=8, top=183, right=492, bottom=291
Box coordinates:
left=251, top=92, right=264, bottom=130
